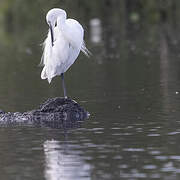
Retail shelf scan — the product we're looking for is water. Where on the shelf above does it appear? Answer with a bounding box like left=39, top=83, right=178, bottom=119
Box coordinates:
left=0, top=1, right=180, bottom=179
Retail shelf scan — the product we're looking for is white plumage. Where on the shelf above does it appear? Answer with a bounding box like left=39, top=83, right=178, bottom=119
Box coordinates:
left=40, top=8, right=89, bottom=85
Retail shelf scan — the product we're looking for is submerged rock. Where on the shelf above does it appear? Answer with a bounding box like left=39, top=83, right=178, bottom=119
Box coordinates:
left=0, top=97, right=89, bottom=129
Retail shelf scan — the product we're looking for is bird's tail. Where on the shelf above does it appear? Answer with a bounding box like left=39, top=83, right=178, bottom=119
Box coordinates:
left=39, top=40, right=46, bottom=67
left=41, top=67, right=47, bottom=79
left=41, top=67, right=52, bottom=83
left=81, top=41, right=91, bottom=57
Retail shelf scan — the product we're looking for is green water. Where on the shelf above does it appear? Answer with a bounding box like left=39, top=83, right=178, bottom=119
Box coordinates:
left=0, top=0, right=180, bottom=179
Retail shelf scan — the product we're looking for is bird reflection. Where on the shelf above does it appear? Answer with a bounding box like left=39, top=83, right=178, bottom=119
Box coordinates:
left=43, top=139, right=91, bottom=180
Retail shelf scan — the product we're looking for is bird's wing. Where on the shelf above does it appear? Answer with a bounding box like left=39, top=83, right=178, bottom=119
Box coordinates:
left=65, top=19, right=90, bottom=57
left=50, top=23, right=81, bottom=75
left=53, top=27, right=70, bottom=65
left=41, top=25, right=62, bottom=67
left=40, top=30, right=52, bottom=67
left=41, top=28, right=62, bottom=81
left=64, top=19, right=84, bottom=49
left=81, top=41, right=91, bottom=57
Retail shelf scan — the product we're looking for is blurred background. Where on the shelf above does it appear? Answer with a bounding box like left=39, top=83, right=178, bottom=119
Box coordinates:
left=0, top=0, right=180, bottom=180
left=0, top=0, right=179, bottom=112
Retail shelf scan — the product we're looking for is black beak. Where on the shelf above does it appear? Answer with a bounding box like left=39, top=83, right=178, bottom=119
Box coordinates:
left=49, top=23, right=54, bottom=46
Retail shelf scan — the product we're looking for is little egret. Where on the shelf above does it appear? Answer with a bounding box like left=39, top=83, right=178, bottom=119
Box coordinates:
left=40, top=8, right=89, bottom=98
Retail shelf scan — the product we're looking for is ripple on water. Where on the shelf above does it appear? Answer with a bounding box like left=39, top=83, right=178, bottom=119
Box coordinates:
left=111, top=127, right=122, bottom=130
left=122, top=148, right=145, bottom=152
left=136, top=128, right=143, bottom=132
left=87, top=128, right=104, bottom=134
left=143, top=164, right=157, bottom=170
left=161, top=162, right=175, bottom=172
left=167, top=131, right=180, bottom=135
left=147, top=133, right=160, bottom=137
left=113, top=155, right=122, bottom=160
left=148, top=150, right=161, bottom=155
left=125, top=126, right=134, bottom=129
left=169, top=156, right=180, bottom=161
left=98, top=155, right=107, bottom=159
left=150, top=173, right=161, bottom=179
left=119, top=164, right=128, bottom=169
left=155, top=156, right=168, bottom=161
left=149, top=128, right=158, bottom=132
left=91, top=128, right=104, bottom=131
left=114, top=132, right=133, bottom=136
left=83, top=143, right=98, bottom=148
left=85, top=128, right=104, bottom=132
left=94, top=131, right=104, bottom=134
left=120, top=170, right=147, bottom=178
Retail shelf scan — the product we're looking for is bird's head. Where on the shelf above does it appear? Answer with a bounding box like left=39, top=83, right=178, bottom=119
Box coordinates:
left=46, top=8, right=67, bottom=46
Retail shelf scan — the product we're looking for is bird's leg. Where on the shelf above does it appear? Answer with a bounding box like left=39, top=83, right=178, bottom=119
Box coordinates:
left=61, top=73, right=67, bottom=98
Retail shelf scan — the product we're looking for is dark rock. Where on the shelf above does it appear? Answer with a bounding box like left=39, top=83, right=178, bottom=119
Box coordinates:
left=0, top=97, right=89, bottom=129
left=0, top=109, right=5, bottom=114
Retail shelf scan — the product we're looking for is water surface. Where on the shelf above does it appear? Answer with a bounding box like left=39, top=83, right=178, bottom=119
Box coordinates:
left=0, top=1, right=180, bottom=179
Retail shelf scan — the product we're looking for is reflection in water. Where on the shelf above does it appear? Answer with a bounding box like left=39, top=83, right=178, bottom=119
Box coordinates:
left=90, top=18, right=102, bottom=44
left=44, top=139, right=91, bottom=180
left=159, top=22, right=180, bottom=120
left=160, top=24, right=170, bottom=113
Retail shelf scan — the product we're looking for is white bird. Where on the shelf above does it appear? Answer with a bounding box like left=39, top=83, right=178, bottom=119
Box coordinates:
left=40, top=8, right=89, bottom=98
